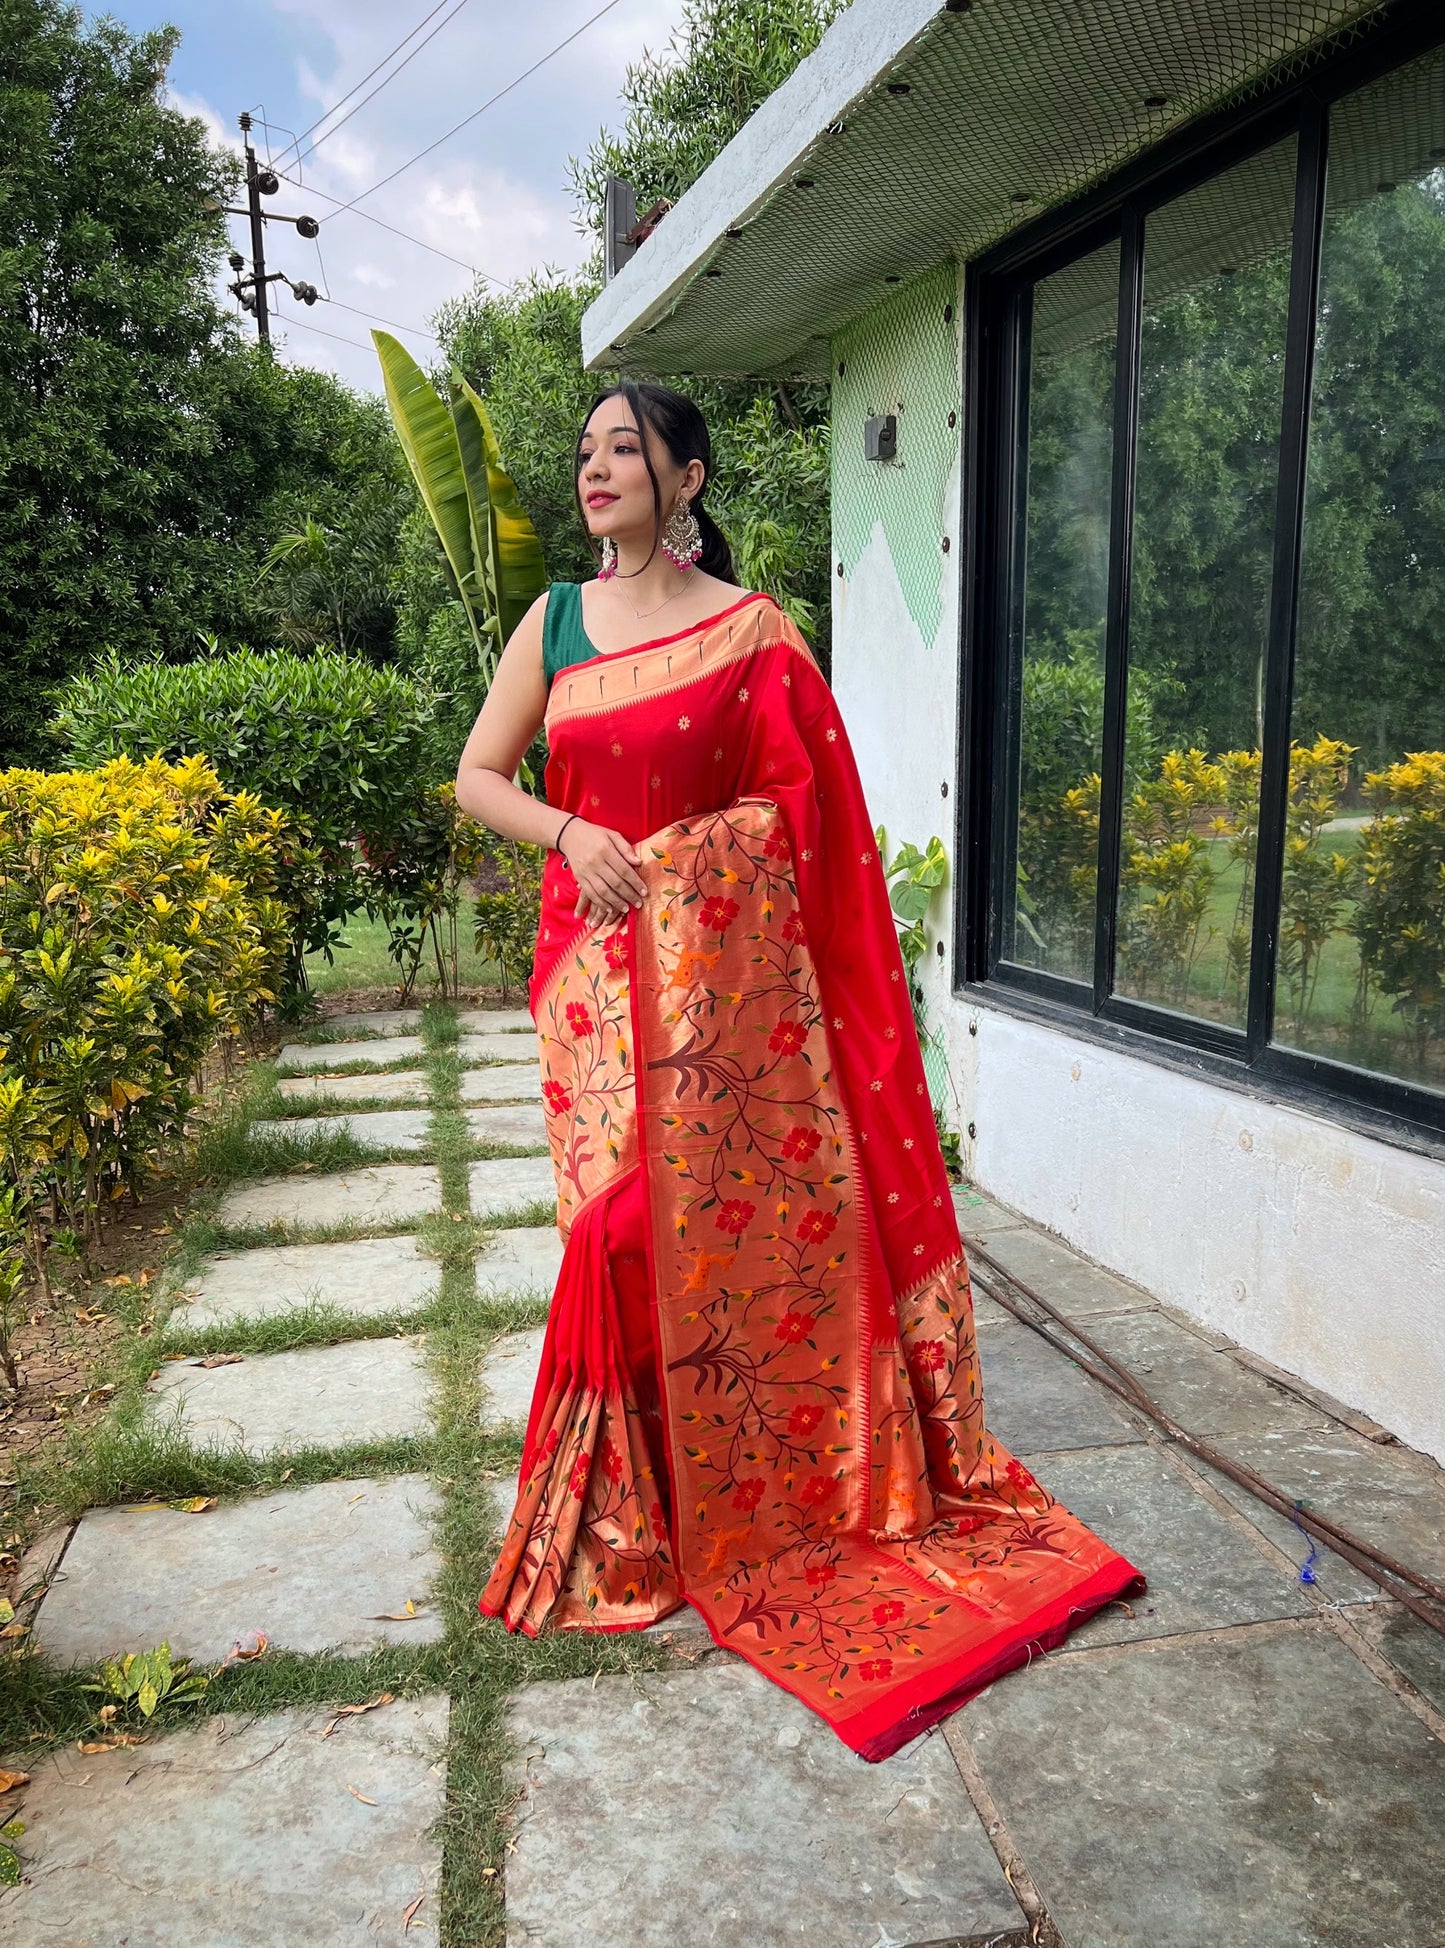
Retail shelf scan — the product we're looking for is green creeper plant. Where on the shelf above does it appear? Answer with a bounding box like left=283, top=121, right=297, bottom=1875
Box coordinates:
left=373, top=332, right=547, bottom=687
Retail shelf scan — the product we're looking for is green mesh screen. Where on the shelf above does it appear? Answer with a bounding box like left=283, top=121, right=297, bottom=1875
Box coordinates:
left=612, top=0, right=1388, bottom=381
left=831, top=261, right=961, bottom=644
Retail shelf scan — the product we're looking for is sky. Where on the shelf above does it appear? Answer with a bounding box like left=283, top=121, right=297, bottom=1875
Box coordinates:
left=106, top=0, right=688, bottom=392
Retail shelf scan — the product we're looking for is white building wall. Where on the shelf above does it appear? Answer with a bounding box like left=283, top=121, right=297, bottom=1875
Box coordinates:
left=831, top=272, right=1445, bottom=1467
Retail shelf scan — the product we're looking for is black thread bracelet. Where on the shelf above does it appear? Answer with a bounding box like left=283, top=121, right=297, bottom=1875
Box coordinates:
left=552, top=812, right=580, bottom=857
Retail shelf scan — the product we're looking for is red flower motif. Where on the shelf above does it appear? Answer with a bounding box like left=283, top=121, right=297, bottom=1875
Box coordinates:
left=768, top=1018, right=807, bottom=1056
left=732, top=1478, right=765, bottom=1512
left=795, top=1207, right=837, bottom=1246
left=600, top=1437, right=624, bottom=1485
left=787, top=1403, right=824, bottom=1437
left=602, top=930, right=629, bottom=971
left=953, top=1514, right=989, bottom=1539
left=781, top=911, right=806, bottom=944
left=910, top=1338, right=947, bottom=1374
left=763, top=832, right=792, bottom=861
left=564, top=1001, right=595, bottom=1037
left=858, top=1657, right=893, bottom=1683
left=774, top=1310, right=814, bottom=1345
left=1004, top=1457, right=1036, bottom=1491
left=800, top=1473, right=837, bottom=1506
left=873, top=1599, right=905, bottom=1626
left=699, top=895, right=740, bottom=930
left=649, top=1499, right=666, bottom=1531
left=781, top=1125, right=821, bottom=1162
left=715, top=1198, right=756, bottom=1236
left=568, top=1454, right=590, bottom=1500
left=542, top=1078, right=572, bottom=1115
left=804, top=1560, right=838, bottom=1590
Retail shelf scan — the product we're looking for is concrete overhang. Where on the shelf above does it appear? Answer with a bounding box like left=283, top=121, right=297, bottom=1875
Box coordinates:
left=580, top=0, right=1387, bottom=382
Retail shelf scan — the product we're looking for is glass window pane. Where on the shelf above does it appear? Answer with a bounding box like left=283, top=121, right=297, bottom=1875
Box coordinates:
left=1006, top=240, right=1120, bottom=982
left=1280, top=48, right=1445, bottom=1092
left=1110, top=138, right=1297, bottom=1028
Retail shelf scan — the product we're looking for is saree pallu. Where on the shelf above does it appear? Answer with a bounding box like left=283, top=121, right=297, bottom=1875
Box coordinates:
left=480, top=592, right=1143, bottom=1760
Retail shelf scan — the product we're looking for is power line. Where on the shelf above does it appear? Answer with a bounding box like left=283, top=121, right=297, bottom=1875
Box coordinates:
left=272, top=309, right=378, bottom=356
left=287, top=0, right=474, bottom=169
left=319, top=294, right=439, bottom=342
left=331, top=0, right=625, bottom=215
left=269, top=0, right=461, bottom=169
left=270, top=167, right=497, bottom=279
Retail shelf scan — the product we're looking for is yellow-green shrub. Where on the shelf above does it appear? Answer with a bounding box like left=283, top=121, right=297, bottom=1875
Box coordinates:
left=0, top=754, right=303, bottom=1323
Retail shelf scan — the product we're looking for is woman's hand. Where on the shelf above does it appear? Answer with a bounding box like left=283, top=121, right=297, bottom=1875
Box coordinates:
left=559, top=820, right=646, bottom=928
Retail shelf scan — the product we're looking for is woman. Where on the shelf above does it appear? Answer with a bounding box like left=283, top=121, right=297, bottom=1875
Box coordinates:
left=455, top=381, right=1142, bottom=1761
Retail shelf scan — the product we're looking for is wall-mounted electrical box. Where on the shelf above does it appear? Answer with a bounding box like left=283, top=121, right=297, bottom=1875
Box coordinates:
left=863, top=412, right=898, bottom=462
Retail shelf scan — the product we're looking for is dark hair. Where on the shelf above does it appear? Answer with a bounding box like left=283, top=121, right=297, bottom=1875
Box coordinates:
left=574, top=379, right=734, bottom=582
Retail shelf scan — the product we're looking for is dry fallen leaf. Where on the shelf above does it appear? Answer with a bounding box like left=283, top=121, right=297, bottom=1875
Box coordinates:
left=365, top=1600, right=419, bottom=1621
left=169, top=1496, right=217, bottom=1514
left=317, top=1693, right=395, bottom=1737
left=0, top=1770, right=29, bottom=1794
left=102, top=1275, right=133, bottom=1288
left=218, top=1629, right=269, bottom=1669
left=0, top=1623, right=29, bottom=1640
left=77, top=1733, right=144, bottom=1753
left=197, top=1353, right=243, bottom=1369
left=346, top=1784, right=378, bottom=1805
left=402, top=1893, right=426, bottom=1931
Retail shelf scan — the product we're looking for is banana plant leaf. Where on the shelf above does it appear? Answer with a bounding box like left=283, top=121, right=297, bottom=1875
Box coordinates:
left=457, top=373, right=548, bottom=648
left=372, top=330, right=486, bottom=648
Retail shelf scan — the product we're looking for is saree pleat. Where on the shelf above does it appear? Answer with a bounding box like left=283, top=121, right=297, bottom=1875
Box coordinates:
left=480, top=593, right=1144, bottom=1755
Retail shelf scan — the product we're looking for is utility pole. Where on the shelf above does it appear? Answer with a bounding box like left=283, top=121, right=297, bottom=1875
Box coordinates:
left=240, top=111, right=271, bottom=344
left=223, top=112, right=322, bottom=347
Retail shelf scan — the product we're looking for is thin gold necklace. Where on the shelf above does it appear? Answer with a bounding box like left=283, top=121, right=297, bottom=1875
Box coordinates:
left=612, top=567, right=698, bottom=622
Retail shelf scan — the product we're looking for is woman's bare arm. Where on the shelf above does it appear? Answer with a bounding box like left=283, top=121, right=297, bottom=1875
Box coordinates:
left=454, top=592, right=645, bottom=925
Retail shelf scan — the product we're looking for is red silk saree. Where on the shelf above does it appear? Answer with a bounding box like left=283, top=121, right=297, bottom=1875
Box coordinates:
left=480, top=590, right=1143, bottom=1760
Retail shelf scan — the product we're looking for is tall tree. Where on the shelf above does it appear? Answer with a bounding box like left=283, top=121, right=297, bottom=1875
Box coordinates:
left=0, top=1, right=414, bottom=762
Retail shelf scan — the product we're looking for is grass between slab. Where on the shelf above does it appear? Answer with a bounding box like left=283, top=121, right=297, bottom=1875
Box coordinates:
left=3, top=994, right=668, bottom=1948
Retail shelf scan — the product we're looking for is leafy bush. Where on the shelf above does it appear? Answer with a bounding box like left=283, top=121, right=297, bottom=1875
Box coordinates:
left=0, top=754, right=296, bottom=1325
left=472, top=839, right=545, bottom=1004
left=358, top=782, right=488, bottom=1000
left=50, top=646, right=449, bottom=992
left=1352, top=751, right=1445, bottom=1059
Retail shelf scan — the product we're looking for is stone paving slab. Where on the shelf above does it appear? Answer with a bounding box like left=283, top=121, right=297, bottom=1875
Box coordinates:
left=309, top=1008, right=426, bottom=1039
left=1348, top=1601, right=1445, bottom=1719
left=1027, top=1444, right=1317, bottom=1651
left=1170, top=1449, right=1383, bottom=1608
left=278, top=1035, right=426, bottom=1071
left=172, top=1234, right=439, bottom=1333
left=457, top=1007, right=534, bottom=1033
left=148, top=1336, right=430, bottom=1457
left=951, top=1624, right=1445, bottom=1948
left=469, top=1156, right=556, bottom=1223
left=33, top=1474, right=442, bottom=1665
left=218, top=1162, right=443, bottom=1233
left=479, top=1328, right=546, bottom=1430
left=460, top=1062, right=543, bottom=1104
left=252, top=1108, right=434, bottom=1154
left=979, top=1321, right=1144, bottom=1455
left=475, top=1226, right=563, bottom=1300
left=1203, top=1424, right=1445, bottom=1584
left=460, top=1031, right=541, bottom=1064
left=1079, top=1307, right=1336, bottom=1439
left=505, top=1662, right=1022, bottom=1947
left=277, top=1068, right=432, bottom=1105
left=967, top=1222, right=1157, bottom=1317
left=0, top=1695, right=447, bottom=1946
left=951, top=1183, right=1029, bottom=1240
left=466, top=1103, right=548, bottom=1149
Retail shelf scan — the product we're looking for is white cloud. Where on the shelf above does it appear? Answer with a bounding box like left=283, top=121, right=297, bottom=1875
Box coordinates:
left=168, top=0, right=691, bottom=391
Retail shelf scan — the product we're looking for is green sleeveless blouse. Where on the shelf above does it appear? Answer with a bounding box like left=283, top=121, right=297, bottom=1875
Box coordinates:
left=541, top=583, right=599, bottom=688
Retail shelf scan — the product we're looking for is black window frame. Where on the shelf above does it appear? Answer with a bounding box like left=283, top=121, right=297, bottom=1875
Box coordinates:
left=957, top=0, right=1445, bottom=1154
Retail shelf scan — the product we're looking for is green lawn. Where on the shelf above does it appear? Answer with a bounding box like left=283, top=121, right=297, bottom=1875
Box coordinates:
left=304, top=907, right=508, bottom=998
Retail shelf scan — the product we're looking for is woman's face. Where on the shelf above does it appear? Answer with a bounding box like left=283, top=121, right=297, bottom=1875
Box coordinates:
left=577, top=398, right=699, bottom=549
